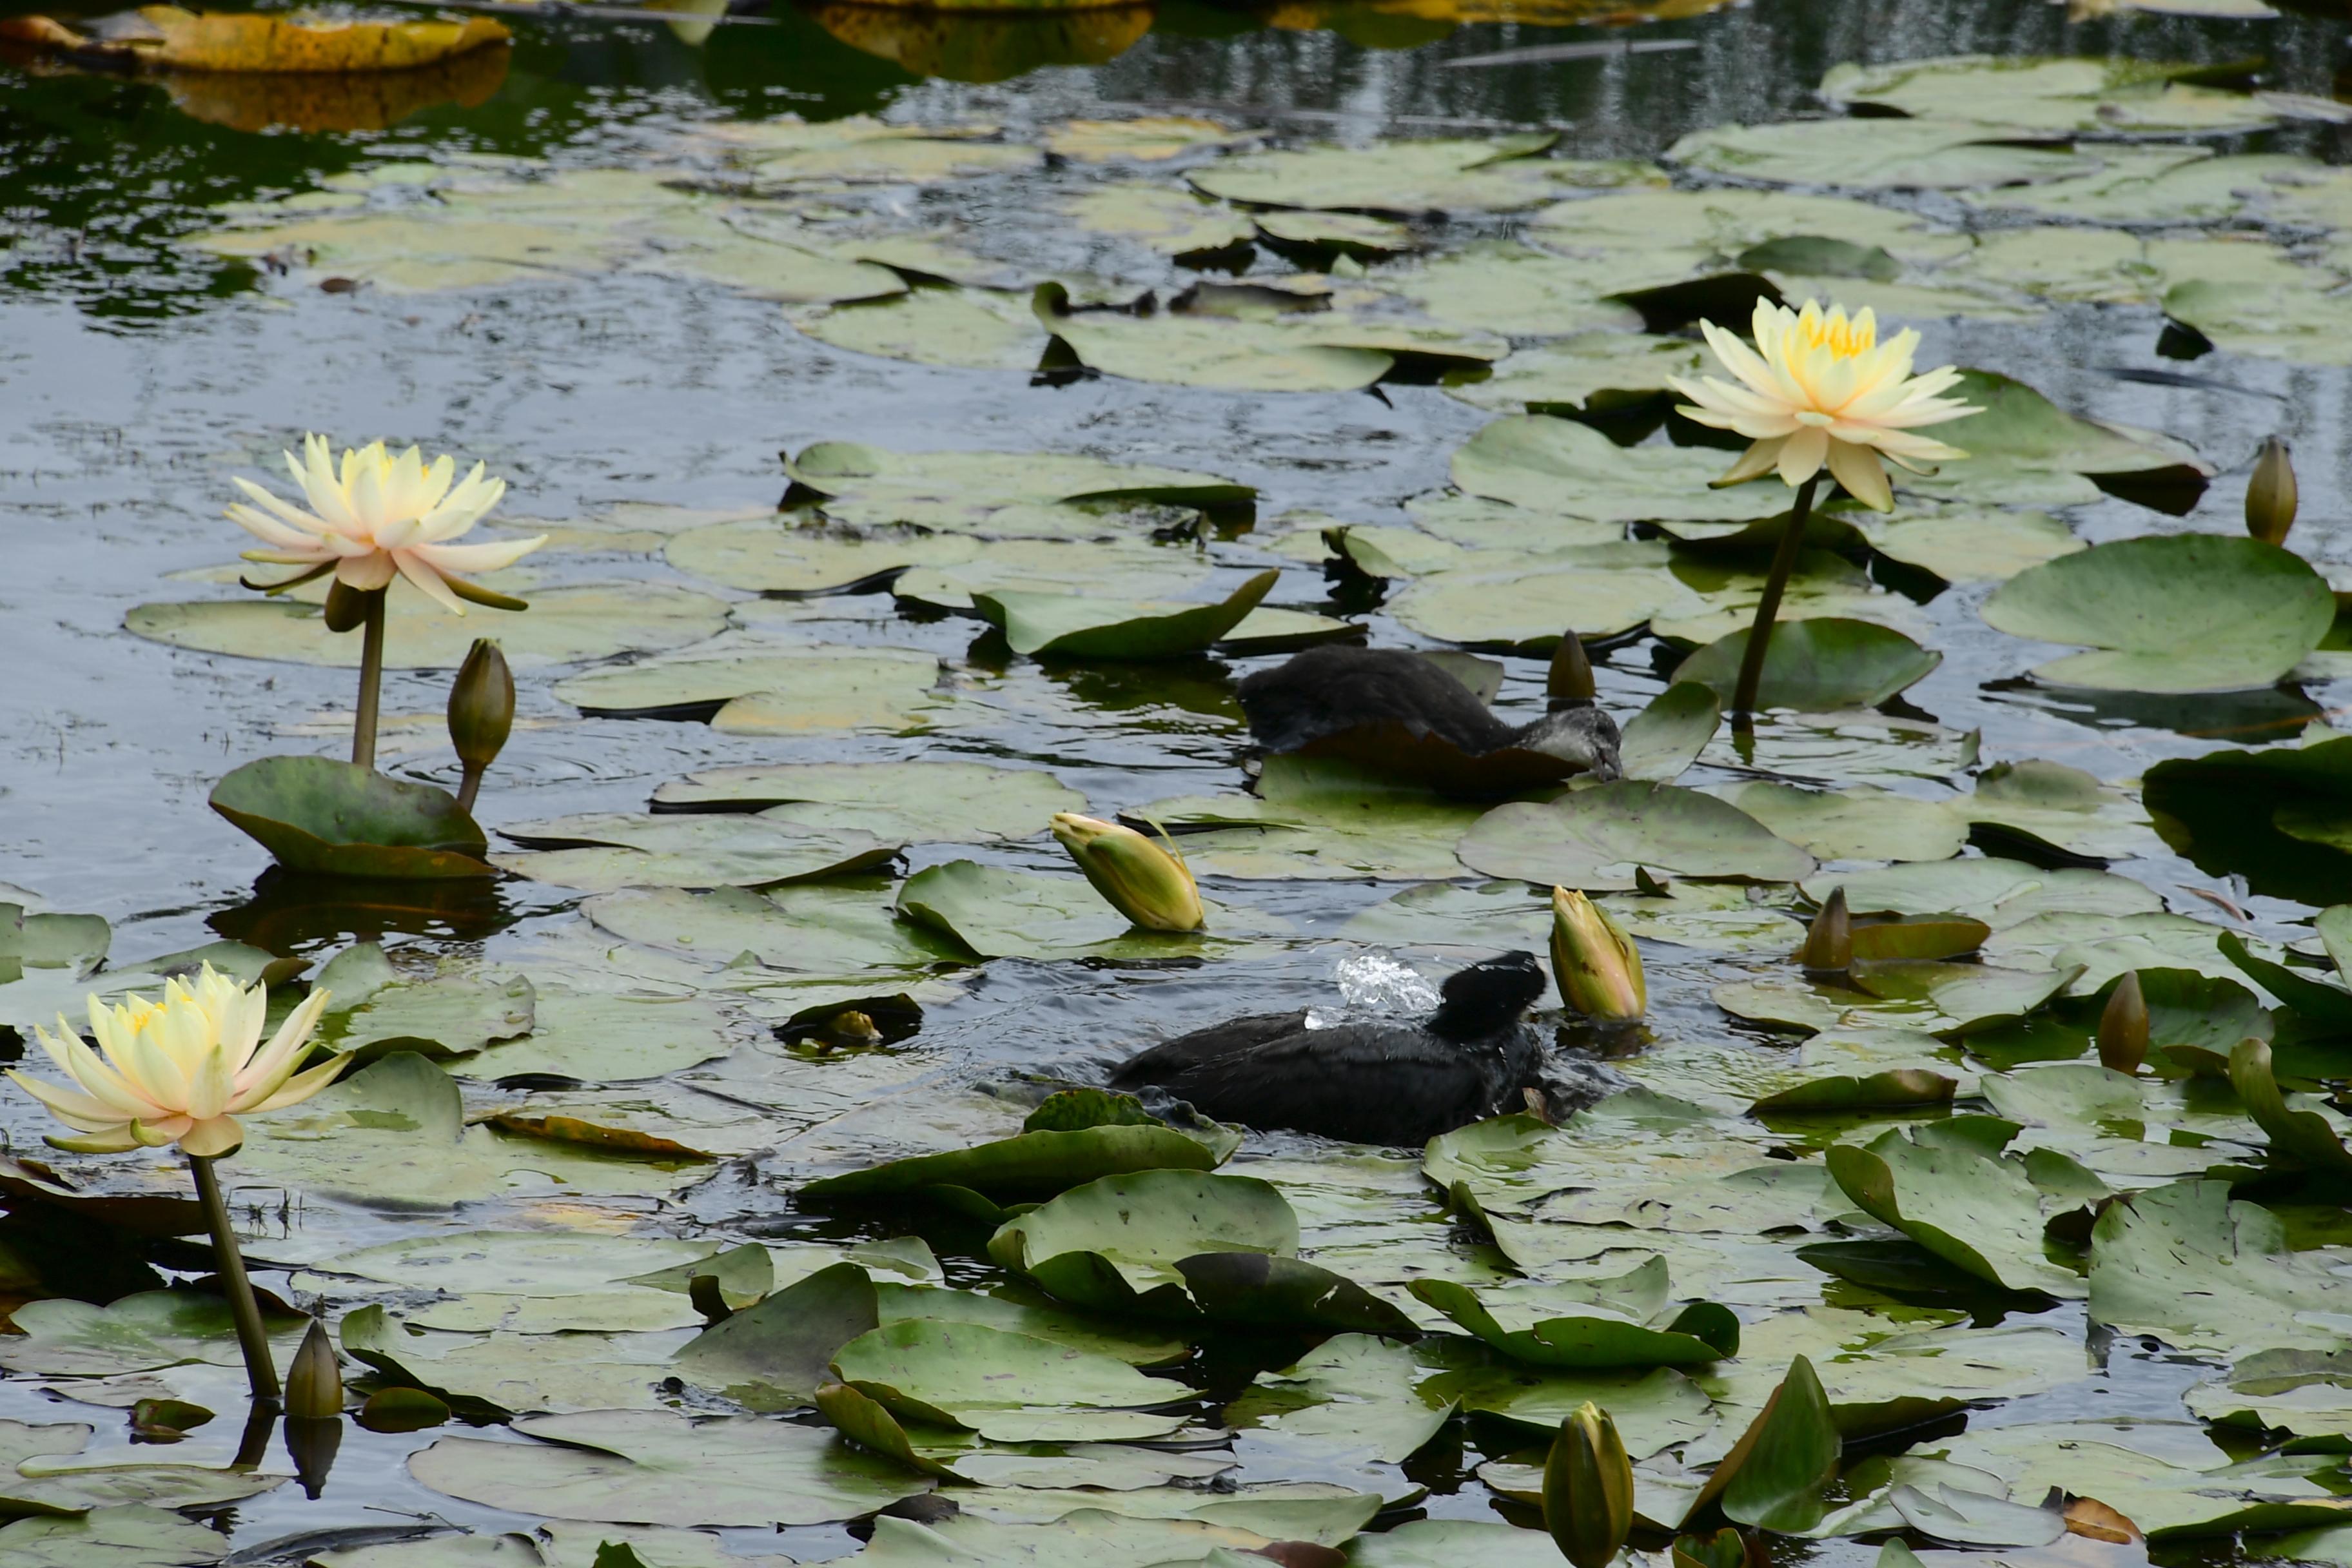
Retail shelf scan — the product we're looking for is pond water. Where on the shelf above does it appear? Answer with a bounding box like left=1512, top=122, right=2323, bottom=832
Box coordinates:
left=8, top=0, right=2352, bottom=1563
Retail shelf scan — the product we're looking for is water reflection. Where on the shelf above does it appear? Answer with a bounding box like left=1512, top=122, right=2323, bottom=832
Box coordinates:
left=159, top=46, right=512, bottom=132
left=209, top=868, right=518, bottom=954
left=807, top=1, right=1156, bottom=82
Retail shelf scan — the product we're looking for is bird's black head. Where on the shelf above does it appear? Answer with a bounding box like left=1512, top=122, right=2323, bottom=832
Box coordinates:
left=1428, top=950, right=1546, bottom=1040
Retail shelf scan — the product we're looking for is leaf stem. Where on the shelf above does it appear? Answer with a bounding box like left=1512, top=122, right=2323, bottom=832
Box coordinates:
left=352, top=589, right=387, bottom=771
left=1729, top=475, right=1821, bottom=721
left=189, top=1154, right=280, bottom=1405
left=455, top=765, right=485, bottom=814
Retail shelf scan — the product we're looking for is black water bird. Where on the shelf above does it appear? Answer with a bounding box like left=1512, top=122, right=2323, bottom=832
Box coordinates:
left=1236, top=633, right=1621, bottom=795
left=1110, top=952, right=1607, bottom=1145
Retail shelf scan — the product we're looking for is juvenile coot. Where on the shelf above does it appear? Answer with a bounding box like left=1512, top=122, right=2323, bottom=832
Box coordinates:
left=1237, top=635, right=1620, bottom=795
left=1110, top=952, right=1598, bottom=1145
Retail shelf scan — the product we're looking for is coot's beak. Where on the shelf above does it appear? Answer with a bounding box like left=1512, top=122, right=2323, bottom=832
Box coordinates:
left=1051, top=812, right=1205, bottom=933
left=1549, top=888, right=1645, bottom=1024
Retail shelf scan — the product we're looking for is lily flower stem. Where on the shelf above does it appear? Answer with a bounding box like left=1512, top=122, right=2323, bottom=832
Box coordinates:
left=455, top=764, right=485, bottom=815
left=1730, top=475, right=1822, bottom=721
left=189, top=1154, right=280, bottom=1406
left=351, top=589, right=387, bottom=772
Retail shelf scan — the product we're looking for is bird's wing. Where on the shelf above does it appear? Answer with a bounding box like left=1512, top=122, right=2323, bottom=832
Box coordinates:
left=1109, top=1011, right=1311, bottom=1087
left=1152, top=1025, right=1504, bottom=1145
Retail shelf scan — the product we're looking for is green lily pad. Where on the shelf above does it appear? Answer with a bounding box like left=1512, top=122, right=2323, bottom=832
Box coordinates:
left=1805, top=858, right=2166, bottom=928
left=896, top=860, right=1269, bottom=960
left=1618, top=683, right=1723, bottom=784
left=1982, top=534, right=2333, bottom=692
left=988, top=1170, right=1298, bottom=1318
left=407, top=1409, right=930, bottom=1525
left=1188, top=137, right=1658, bottom=215
left=1669, top=117, right=2095, bottom=190
left=790, top=285, right=1048, bottom=371
left=128, top=581, right=729, bottom=669
left=1446, top=333, right=1707, bottom=416
left=674, top=1261, right=879, bottom=1411
left=1456, top=781, right=1816, bottom=890
left=324, top=962, right=534, bottom=1060
left=783, top=442, right=1253, bottom=520
left=1410, top=1266, right=1736, bottom=1369
left=2143, top=737, right=2352, bottom=906
left=1033, top=282, right=1501, bottom=393
left=1135, top=758, right=1486, bottom=881
left=651, top=761, right=1082, bottom=842
left=1825, top=1123, right=2086, bottom=1295
left=0, top=1291, right=308, bottom=1380
left=801, top=1124, right=1230, bottom=1204
left=1067, top=184, right=1254, bottom=255
left=1688, top=1355, right=1842, bottom=1531
left=491, top=813, right=897, bottom=892
left=1821, top=55, right=2273, bottom=134
left=974, top=570, right=1277, bottom=659
left=1228, top=1334, right=1464, bottom=1465
left=1906, top=369, right=2209, bottom=510
left=1710, top=783, right=1966, bottom=864
left=1961, top=760, right=2155, bottom=861
left=830, top=1319, right=1191, bottom=1442
left=1453, top=416, right=1779, bottom=525
left=583, top=883, right=965, bottom=972
left=210, top=756, right=490, bottom=880
left=1672, top=619, right=1942, bottom=712
left=0, top=1505, right=233, bottom=1568
left=552, top=647, right=943, bottom=726
left=1389, top=548, right=1710, bottom=647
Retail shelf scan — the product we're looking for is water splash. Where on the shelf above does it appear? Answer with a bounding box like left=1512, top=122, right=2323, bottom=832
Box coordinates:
left=1304, top=952, right=1440, bottom=1030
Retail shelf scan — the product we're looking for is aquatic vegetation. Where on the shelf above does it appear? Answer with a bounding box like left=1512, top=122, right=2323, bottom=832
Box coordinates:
left=26, top=12, right=2352, bottom=1563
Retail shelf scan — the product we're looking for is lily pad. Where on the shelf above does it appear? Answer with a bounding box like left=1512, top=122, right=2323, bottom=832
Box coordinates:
left=1908, top=369, right=2209, bottom=510
left=210, top=756, right=491, bottom=880
left=128, top=581, right=729, bottom=669
left=989, top=1170, right=1299, bottom=1318
left=830, top=1319, right=1191, bottom=1442
left=583, top=882, right=965, bottom=972
left=1453, top=416, right=1781, bottom=525
left=1456, top=781, right=1816, bottom=889
left=802, top=1124, right=1230, bottom=1204
left=407, top=1409, right=929, bottom=1525
left=651, top=761, right=1081, bottom=841
left=552, top=647, right=944, bottom=725
left=1826, top=1123, right=2086, bottom=1295
left=2143, top=737, right=2352, bottom=906
left=1982, top=534, right=2333, bottom=692
left=1672, top=620, right=1941, bottom=712
left=1669, top=117, right=2095, bottom=190
left=1821, top=55, right=2274, bottom=134
left=974, top=570, right=1277, bottom=660
left=491, top=813, right=897, bottom=892
left=1188, top=137, right=1657, bottom=215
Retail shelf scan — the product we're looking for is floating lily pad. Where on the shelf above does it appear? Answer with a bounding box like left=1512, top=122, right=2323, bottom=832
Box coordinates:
left=1907, top=369, right=2209, bottom=511
left=801, top=1123, right=1230, bottom=1204
left=1711, top=782, right=1966, bottom=864
left=1673, top=620, right=1941, bottom=711
left=652, top=761, right=1082, bottom=841
left=974, top=570, right=1277, bottom=659
left=830, top=1319, right=1191, bottom=1442
left=0, top=1506, right=234, bottom=1568
left=790, top=285, right=1048, bottom=371
left=583, top=882, right=964, bottom=972
left=553, top=647, right=943, bottom=725
left=1982, top=535, right=2333, bottom=692
left=1391, top=548, right=1708, bottom=647
left=1446, top=333, right=1707, bottom=415
left=1411, top=1266, right=1736, bottom=1369
left=1827, top=1123, right=2086, bottom=1295
left=989, top=1170, right=1298, bottom=1318
left=2143, top=738, right=2352, bottom=906
left=492, top=813, right=897, bottom=892
left=1621, top=683, right=1723, bottom=784
left=128, top=581, right=729, bottom=669
left=1457, top=781, right=1816, bottom=890
left=1067, top=184, right=1254, bottom=255
left=1821, top=56, right=2274, bottom=134
left=407, top=1409, right=930, bottom=1525
left=1188, top=137, right=1657, bottom=215
left=211, top=756, right=491, bottom=880
left=1669, top=117, right=2094, bottom=190
left=1454, top=416, right=1779, bottom=525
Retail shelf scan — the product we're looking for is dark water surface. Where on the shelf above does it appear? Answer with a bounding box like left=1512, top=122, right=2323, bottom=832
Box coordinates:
left=6, top=0, right=2352, bottom=1559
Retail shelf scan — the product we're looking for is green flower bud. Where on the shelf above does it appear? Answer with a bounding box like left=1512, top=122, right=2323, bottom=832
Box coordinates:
left=322, top=580, right=377, bottom=633
left=284, top=1317, right=343, bottom=1420
left=2099, top=970, right=2148, bottom=1075
left=447, top=638, right=514, bottom=775
left=1544, top=1400, right=1634, bottom=1568
left=2246, top=436, right=2298, bottom=548
left=1051, top=813, right=1204, bottom=932
left=1551, top=888, right=1645, bottom=1023
left=1548, top=631, right=1597, bottom=703
left=1799, top=887, right=1851, bottom=973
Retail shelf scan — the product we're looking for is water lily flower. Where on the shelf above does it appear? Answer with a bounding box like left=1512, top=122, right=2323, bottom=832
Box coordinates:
left=1551, top=888, right=1645, bottom=1024
left=1052, top=812, right=1204, bottom=932
left=1669, top=299, right=1978, bottom=511
left=230, top=434, right=544, bottom=614
left=11, top=965, right=348, bottom=1157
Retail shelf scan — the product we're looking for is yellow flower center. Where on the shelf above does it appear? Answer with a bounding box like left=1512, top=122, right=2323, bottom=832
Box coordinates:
left=1796, top=307, right=1876, bottom=360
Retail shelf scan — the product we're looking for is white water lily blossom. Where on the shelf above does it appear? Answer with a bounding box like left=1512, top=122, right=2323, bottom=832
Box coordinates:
left=229, top=435, right=545, bottom=614
left=10, top=965, right=348, bottom=1158
left=1668, top=299, right=1978, bottom=511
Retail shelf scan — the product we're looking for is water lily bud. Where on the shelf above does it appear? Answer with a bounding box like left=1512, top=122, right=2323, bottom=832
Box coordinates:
left=1543, top=1400, right=1634, bottom=1568
left=2246, top=436, right=2298, bottom=547
left=1799, top=887, right=1851, bottom=972
left=284, top=1317, right=344, bottom=1420
left=1050, top=813, right=1204, bottom=933
left=2099, top=971, right=2148, bottom=1075
left=1548, top=631, right=1597, bottom=703
left=322, top=580, right=375, bottom=633
left=1551, top=888, right=1645, bottom=1023
left=447, top=638, right=514, bottom=774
